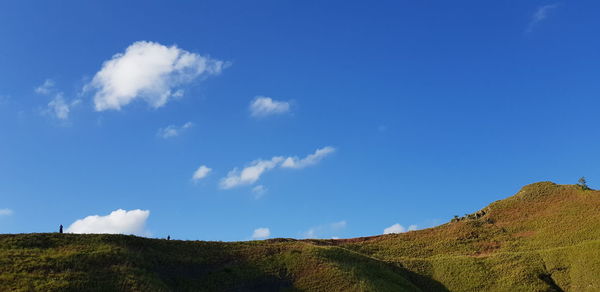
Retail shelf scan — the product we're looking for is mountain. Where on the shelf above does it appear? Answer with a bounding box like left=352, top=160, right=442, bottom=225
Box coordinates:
left=2, top=182, right=599, bottom=291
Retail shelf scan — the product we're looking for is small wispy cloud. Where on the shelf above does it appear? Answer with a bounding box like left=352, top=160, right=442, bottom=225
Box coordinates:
left=526, top=3, right=559, bottom=33
left=46, top=94, right=81, bottom=120
left=219, top=146, right=335, bottom=189
left=192, top=165, right=212, bottom=181
left=35, top=79, right=55, bottom=95
left=252, top=185, right=268, bottom=199
left=35, top=79, right=80, bottom=120
left=157, top=122, right=193, bottom=139
left=302, top=220, right=347, bottom=239
left=0, top=95, right=10, bottom=106
left=249, top=96, right=291, bottom=118
left=0, top=208, right=14, bottom=216
left=252, top=227, right=271, bottom=239
left=383, top=223, right=417, bottom=235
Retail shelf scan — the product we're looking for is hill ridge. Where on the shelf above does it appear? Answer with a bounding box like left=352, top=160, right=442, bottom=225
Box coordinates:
left=1, top=181, right=599, bottom=291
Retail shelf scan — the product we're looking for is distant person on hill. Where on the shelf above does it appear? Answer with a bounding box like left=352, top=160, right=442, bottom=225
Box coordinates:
left=59, top=224, right=63, bottom=234
left=167, top=235, right=170, bottom=240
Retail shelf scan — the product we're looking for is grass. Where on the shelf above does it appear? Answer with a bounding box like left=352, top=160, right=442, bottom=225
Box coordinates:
left=1, top=182, right=599, bottom=291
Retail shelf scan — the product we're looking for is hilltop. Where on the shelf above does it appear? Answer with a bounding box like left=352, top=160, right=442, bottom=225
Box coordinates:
left=1, top=182, right=599, bottom=291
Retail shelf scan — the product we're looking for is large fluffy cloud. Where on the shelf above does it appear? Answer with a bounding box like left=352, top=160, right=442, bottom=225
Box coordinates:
left=249, top=96, right=291, bottom=117
left=383, top=223, right=417, bottom=235
left=219, top=146, right=335, bottom=189
left=66, top=209, right=150, bottom=236
left=87, top=41, right=226, bottom=111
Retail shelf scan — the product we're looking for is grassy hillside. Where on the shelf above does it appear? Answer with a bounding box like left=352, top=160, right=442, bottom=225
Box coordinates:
left=336, top=182, right=600, bottom=291
left=1, top=182, right=599, bottom=291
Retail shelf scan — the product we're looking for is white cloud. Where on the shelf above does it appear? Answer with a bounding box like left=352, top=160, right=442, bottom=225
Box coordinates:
left=35, top=79, right=55, bottom=95
left=35, top=80, right=80, bottom=120
left=383, top=223, right=417, bottom=235
left=383, top=223, right=405, bottom=234
left=87, top=41, right=227, bottom=111
left=157, top=122, right=193, bottom=139
left=252, top=185, right=268, bottom=199
left=330, top=220, right=347, bottom=229
left=526, top=4, right=559, bottom=32
left=47, top=95, right=69, bottom=119
left=252, top=227, right=270, bottom=239
left=281, top=146, right=336, bottom=169
left=304, top=229, right=316, bottom=238
left=172, top=89, right=184, bottom=98
left=219, top=156, right=284, bottom=189
left=303, top=220, right=346, bottom=239
left=249, top=96, right=291, bottom=117
left=0, top=208, right=13, bottom=216
left=66, top=209, right=150, bottom=236
left=0, top=95, right=9, bottom=106
left=220, top=146, right=335, bottom=189
left=46, top=94, right=81, bottom=120
left=192, top=165, right=212, bottom=181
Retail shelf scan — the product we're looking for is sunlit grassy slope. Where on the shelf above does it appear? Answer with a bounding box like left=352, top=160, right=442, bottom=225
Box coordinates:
left=1, top=182, right=599, bottom=291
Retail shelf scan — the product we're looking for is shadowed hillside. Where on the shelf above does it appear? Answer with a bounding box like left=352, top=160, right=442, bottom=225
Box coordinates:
left=1, top=182, right=599, bottom=291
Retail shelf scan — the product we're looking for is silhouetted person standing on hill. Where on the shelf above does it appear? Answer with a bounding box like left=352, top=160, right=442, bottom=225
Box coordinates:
left=59, top=225, right=63, bottom=234
left=167, top=235, right=170, bottom=240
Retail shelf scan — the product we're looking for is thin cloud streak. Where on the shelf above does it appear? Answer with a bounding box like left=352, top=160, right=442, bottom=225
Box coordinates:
left=157, top=122, right=193, bottom=139
left=0, top=208, right=13, bottom=216
left=526, top=3, right=559, bottom=33
left=219, top=147, right=335, bottom=189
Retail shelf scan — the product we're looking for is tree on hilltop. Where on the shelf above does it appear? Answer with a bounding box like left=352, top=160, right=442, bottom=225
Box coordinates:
left=578, top=177, right=590, bottom=190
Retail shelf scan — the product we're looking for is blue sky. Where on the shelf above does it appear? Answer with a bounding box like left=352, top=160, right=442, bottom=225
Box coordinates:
left=1, top=1, right=599, bottom=240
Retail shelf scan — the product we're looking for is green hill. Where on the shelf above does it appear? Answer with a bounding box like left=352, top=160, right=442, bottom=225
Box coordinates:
left=2, top=182, right=599, bottom=291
